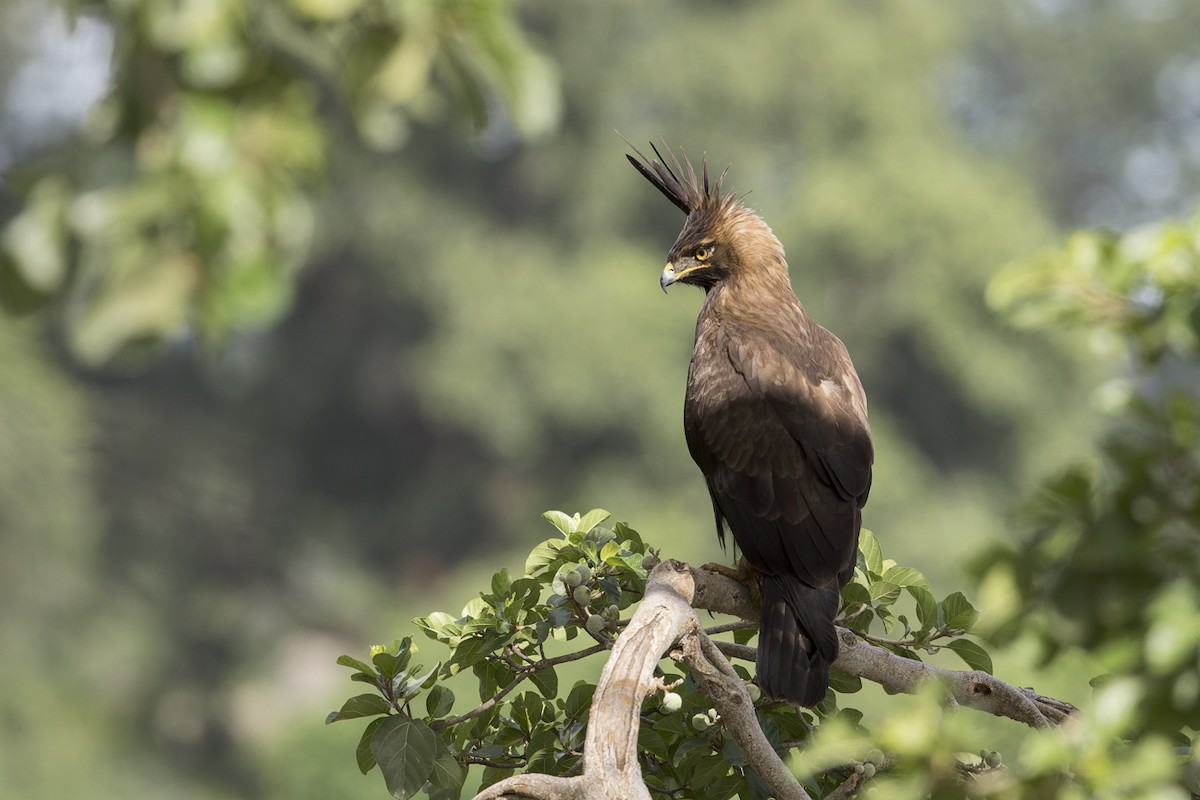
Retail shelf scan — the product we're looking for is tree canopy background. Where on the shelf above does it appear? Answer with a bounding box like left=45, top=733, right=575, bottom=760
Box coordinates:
left=0, top=1, right=1197, bottom=798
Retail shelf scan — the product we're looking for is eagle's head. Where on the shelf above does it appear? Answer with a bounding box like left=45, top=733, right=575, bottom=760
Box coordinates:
left=625, top=140, right=786, bottom=293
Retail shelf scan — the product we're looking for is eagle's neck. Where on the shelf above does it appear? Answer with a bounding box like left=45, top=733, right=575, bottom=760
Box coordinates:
left=703, top=261, right=808, bottom=325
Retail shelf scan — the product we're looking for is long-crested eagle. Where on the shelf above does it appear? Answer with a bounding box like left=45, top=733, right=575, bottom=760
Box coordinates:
left=626, top=142, right=873, bottom=706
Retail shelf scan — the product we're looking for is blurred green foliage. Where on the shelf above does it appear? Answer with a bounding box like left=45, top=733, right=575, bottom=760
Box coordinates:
left=0, top=0, right=1198, bottom=798
left=972, top=213, right=1200, bottom=792
left=0, top=0, right=556, bottom=363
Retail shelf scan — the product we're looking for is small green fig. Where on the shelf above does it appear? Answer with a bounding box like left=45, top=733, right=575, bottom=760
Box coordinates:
left=641, top=554, right=656, bottom=570
left=746, top=684, right=762, bottom=702
left=573, top=585, right=592, bottom=605
left=984, top=750, right=1002, bottom=768
left=584, top=615, right=607, bottom=636
left=862, top=763, right=876, bottom=779
left=564, top=569, right=582, bottom=588
left=574, top=564, right=592, bottom=583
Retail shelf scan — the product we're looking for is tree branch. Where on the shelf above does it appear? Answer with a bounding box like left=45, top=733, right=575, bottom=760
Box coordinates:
left=474, top=773, right=584, bottom=800
left=477, top=561, right=702, bottom=800
left=833, top=629, right=1075, bottom=727
left=676, top=627, right=811, bottom=800
left=472, top=559, right=1076, bottom=800
left=691, top=566, right=1077, bottom=728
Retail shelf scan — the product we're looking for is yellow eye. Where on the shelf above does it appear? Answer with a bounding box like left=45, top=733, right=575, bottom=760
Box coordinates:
left=695, top=246, right=711, bottom=261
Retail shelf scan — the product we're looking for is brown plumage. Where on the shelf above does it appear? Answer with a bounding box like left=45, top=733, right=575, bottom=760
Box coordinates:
left=627, top=142, right=873, bottom=706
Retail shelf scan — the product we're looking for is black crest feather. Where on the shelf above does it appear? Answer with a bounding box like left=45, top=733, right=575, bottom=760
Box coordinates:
left=621, top=135, right=728, bottom=216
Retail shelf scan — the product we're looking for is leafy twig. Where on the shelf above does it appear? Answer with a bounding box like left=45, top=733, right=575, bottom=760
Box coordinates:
left=432, top=642, right=607, bottom=731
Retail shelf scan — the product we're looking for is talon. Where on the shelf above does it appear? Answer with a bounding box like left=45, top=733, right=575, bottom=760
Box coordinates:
left=702, top=560, right=744, bottom=581
left=702, top=557, right=762, bottom=606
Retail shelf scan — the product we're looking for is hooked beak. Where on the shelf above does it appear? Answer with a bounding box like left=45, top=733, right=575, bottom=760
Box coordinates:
left=660, top=261, right=705, bottom=293
left=660, top=263, right=676, bottom=293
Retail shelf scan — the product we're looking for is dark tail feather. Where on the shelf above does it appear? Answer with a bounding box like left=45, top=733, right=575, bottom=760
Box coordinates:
left=757, top=575, right=840, bottom=706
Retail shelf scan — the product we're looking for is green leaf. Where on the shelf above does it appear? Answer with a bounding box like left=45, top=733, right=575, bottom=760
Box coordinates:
left=427, top=685, right=455, bottom=718
left=733, top=624, right=758, bottom=645
left=908, top=586, right=938, bottom=630
left=327, top=694, right=392, bottom=724
left=599, top=540, right=622, bottom=562
left=577, top=508, right=611, bottom=533
left=490, top=568, right=512, bottom=598
left=705, top=774, right=744, bottom=800
left=474, top=659, right=516, bottom=702
left=827, top=668, right=862, bottom=694
left=651, top=706, right=689, bottom=738
left=394, top=662, right=441, bottom=701
left=882, top=565, right=928, bottom=589
left=525, top=539, right=564, bottom=576
left=509, top=692, right=546, bottom=735
left=690, top=752, right=731, bottom=785
left=611, top=521, right=644, bottom=551
left=945, top=639, right=993, bottom=674
left=461, top=596, right=489, bottom=619
left=542, top=510, right=575, bottom=536
left=638, top=724, right=667, bottom=757
left=525, top=745, right=558, bottom=776
left=550, top=563, right=574, bottom=597
left=472, top=744, right=508, bottom=759
left=858, top=529, right=882, bottom=575
left=883, top=642, right=922, bottom=662
left=721, top=739, right=746, bottom=767
left=337, top=654, right=377, bottom=677
left=525, top=728, right=559, bottom=773
left=459, top=615, right=498, bottom=636
left=677, top=736, right=714, bottom=765
left=414, top=611, right=460, bottom=642
left=585, top=526, right=617, bottom=549
left=428, top=742, right=465, bottom=789
left=941, top=592, right=980, bottom=631
left=563, top=682, right=595, bottom=721
left=372, top=638, right=413, bottom=679
left=448, top=635, right=495, bottom=672
left=480, top=765, right=514, bottom=789
left=510, top=578, right=542, bottom=610
left=529, top=665, right=558, bottom=699
left=869, top=580, right=900, bottom=604
left=841, top=580, right=871, bottom=608
left=467, top=705, right=501, bottom=740
left=493, top=721, right=526, bottom=748
left=371, top=716, right=438, bottom=800
left=356, top=716, right=386, bottom=774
